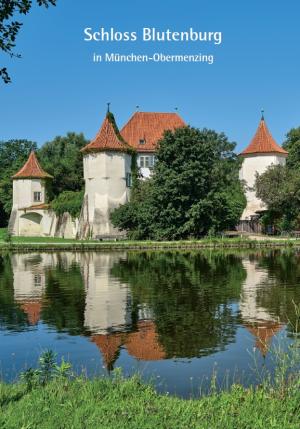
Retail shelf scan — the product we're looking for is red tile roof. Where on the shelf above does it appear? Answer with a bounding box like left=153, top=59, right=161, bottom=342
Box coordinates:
left=245, top=321, right=283, bottom=357
left=19, top=203, right=50, bottom=211
left=121, top=112, right=186, bottom=152
left=12, top=151, right=53, bottom=179
left=91, top=321, right=165, bottom=369
left=21, top=302, right=42, bottom=325
left=91, top=333, right=123, bottom=369
left=81, top=112, right=132, bottom=154
left=241, top=119, right=288, bottom=156
left=125, top=321, right=165, bottom=361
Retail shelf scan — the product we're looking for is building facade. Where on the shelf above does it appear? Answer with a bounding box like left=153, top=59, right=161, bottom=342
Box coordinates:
left=238, top=115, right=288, bottom=233
left=9, top=110, right=287, bottom=238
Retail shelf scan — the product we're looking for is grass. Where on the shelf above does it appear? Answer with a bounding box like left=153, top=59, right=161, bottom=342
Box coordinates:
left=0, top=373, right=299, bottom=429
left=1, top=227, right=300, bottom=251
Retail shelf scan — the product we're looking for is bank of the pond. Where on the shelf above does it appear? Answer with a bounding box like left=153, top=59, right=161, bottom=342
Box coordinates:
left=0, top=376, right=299, bottom=429
left=0, top=238, right=300, bottom=251
left=1, top=227, right=300, bottom=251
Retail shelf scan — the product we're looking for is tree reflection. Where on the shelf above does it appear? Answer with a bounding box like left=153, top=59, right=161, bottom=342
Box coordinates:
left=111, top=251, right=246, bottom=358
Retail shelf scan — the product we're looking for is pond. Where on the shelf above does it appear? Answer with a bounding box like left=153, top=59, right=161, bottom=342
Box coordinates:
left=0, top=249, right=299, bottom=397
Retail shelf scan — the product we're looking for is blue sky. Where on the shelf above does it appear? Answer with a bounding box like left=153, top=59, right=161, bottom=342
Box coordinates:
left=1, top=0, right=299, bottom=152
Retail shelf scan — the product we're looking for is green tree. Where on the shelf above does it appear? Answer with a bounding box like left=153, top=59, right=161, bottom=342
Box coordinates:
left=51, top=190, right=84, bottom=219
left=111, top=126, right=246, bottom=240
left=0, top=139, right=37, bottom=225
left=38, top=133, right=87, bottom=197
left=256, top=165, right=300, bottom=232
left=282, top=127, right=300, bottom=169
left=0, top=0, right=56, bottom=83
left=255, top=131, right=300, bottom=233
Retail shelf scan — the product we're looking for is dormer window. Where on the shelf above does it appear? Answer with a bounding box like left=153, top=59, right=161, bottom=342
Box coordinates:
left=139, top=139, right=146, bottom=145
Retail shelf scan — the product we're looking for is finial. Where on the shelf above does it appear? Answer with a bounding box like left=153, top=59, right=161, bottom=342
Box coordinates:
left=174, top=107, right=178, bottom=111
left=136, top=105, right=139, bottom=111
left=107, top=102, right=111, bottom=113
left=261, top=109, right=264, bottom=121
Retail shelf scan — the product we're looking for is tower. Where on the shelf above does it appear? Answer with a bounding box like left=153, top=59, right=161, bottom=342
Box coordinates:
left=239, top=114, right=288, bottom=232
left=79, top=111, right=134, bottom=238
left=9, top=151, right=53, bottom=236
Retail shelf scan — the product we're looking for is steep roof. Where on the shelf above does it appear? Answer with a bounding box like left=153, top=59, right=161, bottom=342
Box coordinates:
left=21, top=302, right=42, bottom=325
left=241, top=118, right=288, bottom=156
left=12, top=151, right=53, bottom=180
left=91, top=333, right=123, bottom=370
left=81, top=112, right=132, bottom=154
left=121, top=112, right=186, bottom=152
left=245, top=321, right=283, bottom=357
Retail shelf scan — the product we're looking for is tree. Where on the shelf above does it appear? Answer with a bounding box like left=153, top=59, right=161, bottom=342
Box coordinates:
left=0, top=0, right=56, bottom=84
left=256, top=165, right=300, bottom=232
left=0, top=139, right=37, bottom=225
left=111, top=126, right=246, bottom=240
left=255, top=126, right=300, bottom=232
left=38, top=133, right=87, bottom=197
left=282, top=127, right=300, bottom=169
left=51, top=190, right=84, bottom=219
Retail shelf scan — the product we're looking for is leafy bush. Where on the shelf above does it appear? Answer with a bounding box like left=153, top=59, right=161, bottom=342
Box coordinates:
left=20, top=350, right=72, bottom=391
left=51, top=190, right=83, bottom=219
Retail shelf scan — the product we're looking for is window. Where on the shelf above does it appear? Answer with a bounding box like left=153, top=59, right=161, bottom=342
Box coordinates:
left=139, top=139, right=146, bottom=145
left=139, top=156, right=155, bottom=168
left=33, top=192, right=42, bottom=202
left=34, top=274, right=42, bottom=287
left=126, top=173, right=132, bottom=188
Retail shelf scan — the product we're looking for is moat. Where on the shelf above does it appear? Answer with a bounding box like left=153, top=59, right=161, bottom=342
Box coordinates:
left=0, top=249, right=299, bottom=397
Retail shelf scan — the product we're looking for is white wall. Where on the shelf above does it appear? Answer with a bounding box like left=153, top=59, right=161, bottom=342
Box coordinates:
left=82, top=253, right=131, bottom=334
left=81, top=151, right=132, bottom=237
left=13, top=179, right=45, bottom=209
left=240, top=153, right=286, bottom=220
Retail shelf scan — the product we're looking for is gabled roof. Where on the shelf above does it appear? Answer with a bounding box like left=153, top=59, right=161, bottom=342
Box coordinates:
left=120, top=112, right=186, bottom=152
left=81, top=112, right=133, bottom=154
left=12, top=151, right=53, bottom=180
left=241, top=118, right=288, bottom=156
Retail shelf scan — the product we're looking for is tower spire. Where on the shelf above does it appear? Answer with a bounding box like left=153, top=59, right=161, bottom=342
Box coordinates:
left=107, top=102, right=110, bottom=113
left=261, top=109, right=264, bottom=121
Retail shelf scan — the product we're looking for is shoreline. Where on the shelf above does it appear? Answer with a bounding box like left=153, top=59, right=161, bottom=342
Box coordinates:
left=1, top=374, right=299, bottom=428
left=1, top=237, right=300, bottom=252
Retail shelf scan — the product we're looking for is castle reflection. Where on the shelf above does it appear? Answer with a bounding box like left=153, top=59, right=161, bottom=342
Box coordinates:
left=7, top=251, right=290, bottom=368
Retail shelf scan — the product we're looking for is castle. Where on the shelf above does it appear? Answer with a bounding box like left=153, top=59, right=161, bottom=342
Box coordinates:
left=9, top=110, right=287, bottom=238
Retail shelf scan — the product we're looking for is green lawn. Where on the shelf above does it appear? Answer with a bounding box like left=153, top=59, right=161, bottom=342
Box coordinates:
left=0, top=375, right=299, bottom=429
left=1, top=226, right=300, bottom=250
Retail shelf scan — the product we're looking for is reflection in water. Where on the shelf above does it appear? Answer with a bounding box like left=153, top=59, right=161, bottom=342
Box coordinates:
left=1, top=249, right=300, bottom=393
left=240, top=259, right=283, bottom=356
left=82, top=253, right=131, bottom=334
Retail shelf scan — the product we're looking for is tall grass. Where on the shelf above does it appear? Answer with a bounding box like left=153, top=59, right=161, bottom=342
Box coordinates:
left=0, top=343, right=300, bottom=429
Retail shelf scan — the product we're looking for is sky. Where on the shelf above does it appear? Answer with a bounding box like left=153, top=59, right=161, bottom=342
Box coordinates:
left=1, top=0, right=300, bottom=152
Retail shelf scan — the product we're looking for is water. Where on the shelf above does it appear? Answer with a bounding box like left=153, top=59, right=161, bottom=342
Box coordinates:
left=0, top=249, right=299, bottom=397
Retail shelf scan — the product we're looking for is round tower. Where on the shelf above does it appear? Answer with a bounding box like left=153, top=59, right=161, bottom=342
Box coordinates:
left=239, top=113, right=288, bottom=232
left=9, top=151, right=53, bottom=236
left=79, top=110, right=134, bottom=239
